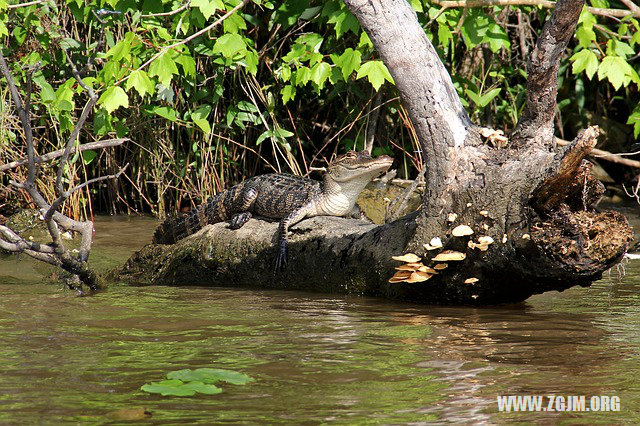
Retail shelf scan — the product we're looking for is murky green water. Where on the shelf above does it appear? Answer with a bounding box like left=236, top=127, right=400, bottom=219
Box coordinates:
left=0, top=216, right=639, bottom=423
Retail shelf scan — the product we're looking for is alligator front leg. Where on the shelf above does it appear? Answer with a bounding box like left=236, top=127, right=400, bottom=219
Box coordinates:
left=274, top=202, right=316, bottom=271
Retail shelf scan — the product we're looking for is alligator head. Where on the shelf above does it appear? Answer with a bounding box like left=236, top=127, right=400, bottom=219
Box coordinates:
left=320, top=150, right=394, bottom=216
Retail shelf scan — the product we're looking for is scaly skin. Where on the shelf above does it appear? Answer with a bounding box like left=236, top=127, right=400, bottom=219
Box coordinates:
left=153, top=150, right=393, bottom=269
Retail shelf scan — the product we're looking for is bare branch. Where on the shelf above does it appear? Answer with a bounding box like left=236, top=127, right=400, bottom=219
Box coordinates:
left=7, top=0, right=44, bottom=9
left=0, top=51, right=37, bottom=186
left=45, top=164, right=130, bottom=222
left=0, top=138, right=127, bottom=172
left=555, top=137, right=640, bottom=169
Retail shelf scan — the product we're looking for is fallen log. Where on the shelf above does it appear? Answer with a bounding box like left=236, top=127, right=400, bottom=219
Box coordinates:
left=120, top=0, right=632, bottom=304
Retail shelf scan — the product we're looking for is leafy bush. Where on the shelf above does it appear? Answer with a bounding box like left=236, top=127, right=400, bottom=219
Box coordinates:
left=1, top=0, right=638, bottom=217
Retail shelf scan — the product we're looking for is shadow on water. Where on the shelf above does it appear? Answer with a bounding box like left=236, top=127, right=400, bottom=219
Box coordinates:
left=0, top=216, right=639, bottom=423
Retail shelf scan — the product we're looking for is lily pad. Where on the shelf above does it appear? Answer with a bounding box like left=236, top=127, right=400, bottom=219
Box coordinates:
left=141, top=380, right=197, bottom=396
left=167, top=368, right=255, bottom=385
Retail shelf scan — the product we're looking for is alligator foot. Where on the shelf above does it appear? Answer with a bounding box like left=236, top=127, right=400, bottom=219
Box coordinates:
left=229, top=212, right=252, bottom=230
left=273, top=239, right=287, bottom=271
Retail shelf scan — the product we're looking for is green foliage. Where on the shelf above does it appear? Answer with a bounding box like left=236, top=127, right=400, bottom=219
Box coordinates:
left=141, top=368, right=254, bottom=397
left=1, top=0, right=638, bottom=217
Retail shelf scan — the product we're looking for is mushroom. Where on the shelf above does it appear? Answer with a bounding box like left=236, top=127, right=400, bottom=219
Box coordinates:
left=432, top=250, right=466, bottom=261
left=434, top=263, right=448, bottom=270
left=392, top=253, right=421, bottom=263
left=464, top=277, right=479, bottom=284
left=447, top=213, right=458, bottom=222
left=452, top=225, right=474, bottom=237
left=418, top=265, right=437, bottom=274
left=405, top=271, right=432, bottom=283
left=423, top=237, right=443, bottom=250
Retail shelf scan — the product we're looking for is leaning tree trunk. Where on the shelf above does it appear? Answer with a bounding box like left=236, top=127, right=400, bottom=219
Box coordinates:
left=120, top=0, right=632, bottom=304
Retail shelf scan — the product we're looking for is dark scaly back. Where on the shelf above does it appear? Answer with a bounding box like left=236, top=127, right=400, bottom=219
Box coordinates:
left=251, top=173, right=321, bottom=218
left=152, top=181, right=247, bottom=244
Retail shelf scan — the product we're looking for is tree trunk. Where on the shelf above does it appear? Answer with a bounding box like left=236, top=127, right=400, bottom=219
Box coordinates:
left=119, top=0, right=632, bottom=304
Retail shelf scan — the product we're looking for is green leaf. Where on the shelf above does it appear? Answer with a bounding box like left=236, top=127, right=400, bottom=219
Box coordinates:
left=175, top=54, right=197, bottom=77
left=478, top=88, right=501, bottom=107
left=356, top=60, right=394, bottom=91
left=213, top=33, right=247, bottom=59
left=141, top=379, right=195, bottom=396
left=281, top=84, right=296, bottom=104
left=409, top=0, right=423, bottom=13
left=606, top=40, right=635, bottom=58
left=223, top=11, right=247, bottom=33
left=237, top=101, right=258, bottom=112
left=358, top=31, right=373, bottom=49
left=332, top=48, right=361, bottom=80
left=106, top=32, right=135, bottom=61
left=483, top=23, right=510, bottom=53
left=570, top=49, right=599, bottom=79
left=627, top=103, right=640, bottom=138
left=295, top=66, right=311, bottom=86
left=310, top=62, right=331, bottom=89
left=242, top=49, right=258, bottom=74
left=82, top=150, right=97, bottom=165
left=166, top=368, right=255, bottom=385
left=149, top=52, right=179, bottom=87
left=126, top=70, right=155, bottom=98
left=191, top=105, right=212, bottom=134
left=597, top=55, right=639, bottom=90
left=153, top=106, right=177, bottom=122
left=437, top=24, right=452, bottom=46
left=191, top=0, right=224, bottom=20
left=326, top=9, right=360, bottom=38
left=98, top=86, right=129, bottom=114
left=576, top=25, right=596, bottom=48
left=578, top=9, right=597, bottom=30
left=256, top=130, right=270, bottom=145
left=274, top=128, right=294, bottom=139
left=180, top=381, right=223, bottom=395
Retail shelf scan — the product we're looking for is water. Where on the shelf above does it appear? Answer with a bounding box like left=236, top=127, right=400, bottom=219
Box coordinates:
left=0, top=216, right=639, bottom=423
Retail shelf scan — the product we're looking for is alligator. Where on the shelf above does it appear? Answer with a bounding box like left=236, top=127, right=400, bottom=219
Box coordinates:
left=152, top=150, right=393, bottom=269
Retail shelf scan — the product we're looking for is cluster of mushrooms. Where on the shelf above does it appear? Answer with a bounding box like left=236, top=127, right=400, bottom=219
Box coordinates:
left=389, top=214, right=497, bottom=285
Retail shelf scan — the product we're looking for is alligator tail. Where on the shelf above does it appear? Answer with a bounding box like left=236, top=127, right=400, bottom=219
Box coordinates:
left=152, top=183, right=244, bottom=244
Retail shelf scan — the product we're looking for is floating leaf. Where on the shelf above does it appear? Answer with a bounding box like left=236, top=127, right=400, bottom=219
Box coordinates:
left=141, top=379, right=196, bottom=396
left=166, top=368, right=254, bottom=385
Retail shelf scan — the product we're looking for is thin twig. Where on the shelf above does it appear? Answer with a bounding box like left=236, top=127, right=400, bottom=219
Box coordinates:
left=7, top=0, right=44, bottom=9
left=555, top=137, right=640, bottom=169
left=0, top=138, right=127, bottom=172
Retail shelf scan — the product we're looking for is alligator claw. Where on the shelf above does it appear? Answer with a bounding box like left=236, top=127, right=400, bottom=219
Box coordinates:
left=273, top=240, right=287, bottom=271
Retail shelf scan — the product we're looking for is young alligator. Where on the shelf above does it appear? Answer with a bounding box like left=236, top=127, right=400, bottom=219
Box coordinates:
left=152, top=150, right=393, bottom=269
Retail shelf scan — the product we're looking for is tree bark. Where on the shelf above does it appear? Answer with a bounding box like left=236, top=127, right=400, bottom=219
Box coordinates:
left=119, top=0, right=632, bottom=304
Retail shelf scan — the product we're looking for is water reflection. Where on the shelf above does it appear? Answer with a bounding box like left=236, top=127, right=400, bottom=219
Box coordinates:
left=0, top=216, right=638, bottom=423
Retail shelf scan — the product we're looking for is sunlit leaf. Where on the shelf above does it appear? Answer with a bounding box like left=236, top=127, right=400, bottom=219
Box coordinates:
left=98, top=86, right=129, bottom=114
left=356, top=60, right=394, bottom=91
left=191, top=0, right=224, bottom=20
left=213, top=33, right=247, bottom=59
left=570, top=49, right=598, bottom=79
left=148, top=52, right=178, bottom=87
left=126, top=70, right=155, bottom=98
left=332, top=48, right=361, bottom=80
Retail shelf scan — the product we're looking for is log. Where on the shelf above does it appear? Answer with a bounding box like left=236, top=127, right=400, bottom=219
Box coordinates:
left=119, top=0, right=632, bottom=304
